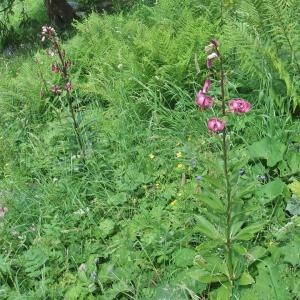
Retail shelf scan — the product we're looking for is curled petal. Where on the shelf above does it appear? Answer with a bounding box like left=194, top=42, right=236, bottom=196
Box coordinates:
left=207, top=118, right=226, bottom=132
left=65, top=81, right=72, bottom=92
left=51, top=85, right=62, bottom=95
left=202, top=78, right=211, bottom=94
left=207, top=52, right=218, bottom=60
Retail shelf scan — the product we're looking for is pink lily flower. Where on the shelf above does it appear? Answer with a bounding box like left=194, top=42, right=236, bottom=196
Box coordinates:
left=196, top=78, right=213, bottom=109
left=228, top=98, right=251, bottom=114
left=197, top=92, right=213, bottom=109
left=207, top=118, right=226, bottom=132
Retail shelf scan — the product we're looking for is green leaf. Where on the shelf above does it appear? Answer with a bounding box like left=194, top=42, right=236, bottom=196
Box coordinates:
left=173, top=248, right=196, bottom=267
left=172, top=269, right=207, bottom=295
left=287, top=152, right=300, bottom=174
left=209, top=282, right=232, bottom=300
left=240, top=260, right=290, bottom=300
left=260, top=178, right=286, bottom=204
left=99, top=219, right=115, bottom=239
left=234, top=222, right=265, bottom=241
left=281, top=240, right=300, bottom=265
left=248, top=137, right=286, bottom=167
left=195, top=216, right=223, bottom=240
left=153, top=284, right=188, bottom=300
left=239, top=272, right=255, bottom=286
left=107, top=192, right=127, bottom=205
left=246, top=246, right=267, bottom=264
left=189, top=268, right=227, bottom=284
left=199, top=194, right=225, bottom=211
left=286, top=198, right=300, bottom=216
left=195, top=256, right=229, bottom=276
left=231, top=221, right=244, bottom=237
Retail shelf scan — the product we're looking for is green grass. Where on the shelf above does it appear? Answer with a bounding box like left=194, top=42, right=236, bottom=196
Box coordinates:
left=0, top=0, right=300, bottom=299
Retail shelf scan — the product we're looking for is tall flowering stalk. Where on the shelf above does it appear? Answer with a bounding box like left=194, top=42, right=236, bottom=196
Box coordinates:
left=41, top=26, right=86, bottom=164
left=196, top=39, right=252, bottom=295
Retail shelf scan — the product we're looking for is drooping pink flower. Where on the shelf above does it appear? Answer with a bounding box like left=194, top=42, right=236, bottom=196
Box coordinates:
left=65, top=81, right=72, bottom=92
left=205, top=39, right=220, bottom=54
left=51, top=85, right=62, bottom=95
left=51, top=63, right=60, bottom=73
left=197, top=92, right=213, bottom=109
left=196, top=78, right=213, bottom=109
left=207, top=118, right=226, bottom=132
left=64, top=60, right=72, bottom=69
left=206, top=52, right=218, bottom=69
left=228, top=99, right=251, bottom=114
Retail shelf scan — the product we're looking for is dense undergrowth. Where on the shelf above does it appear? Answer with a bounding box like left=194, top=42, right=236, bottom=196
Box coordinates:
left=0, top=0, right=299, bottom=299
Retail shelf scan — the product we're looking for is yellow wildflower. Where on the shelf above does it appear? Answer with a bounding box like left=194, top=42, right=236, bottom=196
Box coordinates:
left=149, top=153, right=155, bottom=160
left=170, top=200, right=177, bottom=206
left=177, top=163, right=184, bottom=169
left=176, top=151, right=183, bottom=158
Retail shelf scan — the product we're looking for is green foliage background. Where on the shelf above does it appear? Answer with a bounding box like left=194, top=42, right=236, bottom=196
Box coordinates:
left=0, top=0, right=299, bottom=299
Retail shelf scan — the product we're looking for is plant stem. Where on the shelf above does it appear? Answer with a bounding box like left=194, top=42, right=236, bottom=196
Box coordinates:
left=55, top=39, right=86, bottom=163
left=66, top=91, right=86, bottom=164
left=218, top=50, right=234, bottom=287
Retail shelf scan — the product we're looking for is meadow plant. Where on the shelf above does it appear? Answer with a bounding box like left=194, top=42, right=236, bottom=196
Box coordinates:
left=194, top=40, right=257, bottom=298
left=41, top=26, right=86, bottom=163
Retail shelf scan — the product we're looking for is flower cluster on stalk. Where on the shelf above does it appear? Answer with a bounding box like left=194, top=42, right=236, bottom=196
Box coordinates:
left=197, top=40, right=252, bottom=132
left=41, top=26, right=72, bottom=94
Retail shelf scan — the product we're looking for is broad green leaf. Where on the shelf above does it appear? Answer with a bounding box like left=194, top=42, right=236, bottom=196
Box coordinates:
left=233, top=182, right=256, bottom=200
left=209, top=282, right=232, bottom=300
left=260, top=178, right=286, bottom=204
left=286, top=198, right=300, bottom=216
left=231, top=221, right=244, bottom=237
left=281, top=240, right=300, bottom=265
left=189, top=268, right=227, bottom=284
left=234, top=222, right=265, bottom=241
left=196, top=240, right=223, bottom=252
left=195, top=216, right=223, bottom=240
left=199, top=194, right=225, bottom=211
left=240, top=260, right=290, bottom=300
left=287, top=153, right=300, bottom=174
left=153, top=284, right=188, bottom=300
left=172, top=269, right=207, bottom=295
left=64, top=285, right=86, bottom=300
left=173, top=248, right=196, bottom=267
left=196, top=256, right=229, bottom=276
left=107, top=192, right=127, bottom=205
left=239, top=272, right=255, bottom=286
left=246, top=246, right=267, bottom=264
left=248, top=137, right=286, bottom=167
left=99, top=219, right=115, bottom=239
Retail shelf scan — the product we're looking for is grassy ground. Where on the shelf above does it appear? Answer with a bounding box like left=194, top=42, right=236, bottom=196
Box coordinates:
left=0, top=0, right=300, bottom=299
